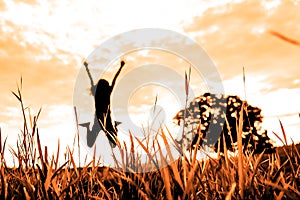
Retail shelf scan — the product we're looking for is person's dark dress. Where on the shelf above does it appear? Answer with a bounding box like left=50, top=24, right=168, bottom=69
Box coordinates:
left=95, top=79, right=117, bottom=147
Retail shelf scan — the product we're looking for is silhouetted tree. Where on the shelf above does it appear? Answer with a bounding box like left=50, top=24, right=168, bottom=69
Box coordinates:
left=174, top=93, right=274, bottom=154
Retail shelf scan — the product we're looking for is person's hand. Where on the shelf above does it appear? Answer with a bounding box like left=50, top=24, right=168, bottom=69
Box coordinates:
left=120, top=60, right=125, bottom=67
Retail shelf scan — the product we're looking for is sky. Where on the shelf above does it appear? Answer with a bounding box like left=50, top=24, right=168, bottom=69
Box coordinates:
left=0, top=0, right=300, bottom=165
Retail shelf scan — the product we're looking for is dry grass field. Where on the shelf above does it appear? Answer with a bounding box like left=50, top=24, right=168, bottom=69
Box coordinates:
left=0, top=84, right=299, bottom=199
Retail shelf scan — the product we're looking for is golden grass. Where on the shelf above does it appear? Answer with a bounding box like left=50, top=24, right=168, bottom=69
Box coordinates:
left=0, top=82, right=299, bottom=199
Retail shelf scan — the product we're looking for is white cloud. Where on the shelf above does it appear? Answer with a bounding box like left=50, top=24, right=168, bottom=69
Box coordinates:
left=261, top=0, right=281, bottom=11
left=1, top=0, right=242, bottom=60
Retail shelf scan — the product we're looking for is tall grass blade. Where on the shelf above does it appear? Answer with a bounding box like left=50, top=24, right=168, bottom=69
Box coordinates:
left=272, top=131, right=286, bottom=146
left=269, top=30, right=300, bottom=47
left=237, top=102, right=244, bottom=199
left=225, top=182, right=236, bottom=200
left=157, top=142, right=172, bottom=200
left=134, top=136, right=159, bottom=170
left=278, top=119, right=288, bottom=146
left=243, top=66, right=247, bottom=100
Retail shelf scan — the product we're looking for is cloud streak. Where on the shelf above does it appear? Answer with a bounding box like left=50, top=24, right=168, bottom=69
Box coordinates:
left=184, top=0, right=300, bottom=91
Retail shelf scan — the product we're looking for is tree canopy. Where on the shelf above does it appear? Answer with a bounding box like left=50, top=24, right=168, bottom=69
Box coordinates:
left=173, top=93, right=274, bottom=154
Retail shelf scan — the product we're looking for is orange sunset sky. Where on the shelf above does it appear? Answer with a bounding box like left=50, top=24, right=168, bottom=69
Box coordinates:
left=0, top=0, right=300, bottom=162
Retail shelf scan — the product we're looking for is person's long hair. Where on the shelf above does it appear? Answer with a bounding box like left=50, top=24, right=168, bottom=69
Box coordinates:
left=95, top=79, right=111, bottom=111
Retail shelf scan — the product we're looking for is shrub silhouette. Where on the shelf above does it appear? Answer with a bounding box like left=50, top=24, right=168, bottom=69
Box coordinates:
left=174, top=93, right=274, bottom=154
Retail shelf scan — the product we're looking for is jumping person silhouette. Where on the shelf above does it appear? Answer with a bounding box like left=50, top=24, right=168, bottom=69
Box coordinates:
left=94, top=60, right=125, bottom=147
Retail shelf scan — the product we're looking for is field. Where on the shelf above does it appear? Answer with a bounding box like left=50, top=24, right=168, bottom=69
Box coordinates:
left=0, top=86, right=299, bottom=199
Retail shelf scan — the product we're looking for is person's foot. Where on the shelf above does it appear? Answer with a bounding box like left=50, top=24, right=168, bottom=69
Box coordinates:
left=108, top=136, right=120, bottom=148
left=109, top=140, right=116, bottom=148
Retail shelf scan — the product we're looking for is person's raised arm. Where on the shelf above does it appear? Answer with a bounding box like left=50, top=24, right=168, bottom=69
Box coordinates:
left=111, top=60, right=125, bottom=89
